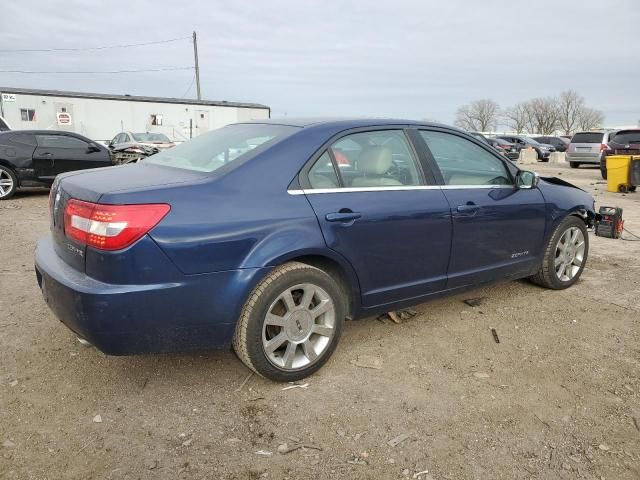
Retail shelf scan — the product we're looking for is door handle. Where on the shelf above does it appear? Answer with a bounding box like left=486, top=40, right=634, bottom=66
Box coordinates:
left=455, top=203, right=479, bottom=216
left=325, top=211, right=362, bottom=223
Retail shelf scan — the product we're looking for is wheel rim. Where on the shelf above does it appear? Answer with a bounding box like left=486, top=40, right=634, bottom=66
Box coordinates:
left=0, top=170, right=14, bottom=198
left=554, top=226, right=585, bottom=282
left=261, top=283, right=336, bottom=371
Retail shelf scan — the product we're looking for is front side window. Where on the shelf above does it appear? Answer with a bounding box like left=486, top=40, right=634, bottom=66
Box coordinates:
left=420, top=131, right=512, bottom=186
left=144, top=123, right=296, bottom=173
left=36, top=135, right=87, bottom=149
left=328, top=130, right=422, bottom=188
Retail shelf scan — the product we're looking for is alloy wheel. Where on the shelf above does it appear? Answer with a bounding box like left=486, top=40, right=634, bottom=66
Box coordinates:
left=261, top=283, right=336, bottom=371
left=554, top=227, right=585, bottom=282
left=0, top=169, right=14, bottom=198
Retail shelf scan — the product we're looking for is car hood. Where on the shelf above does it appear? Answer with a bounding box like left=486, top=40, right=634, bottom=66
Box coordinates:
left=540, top=176, right=585, bottom=191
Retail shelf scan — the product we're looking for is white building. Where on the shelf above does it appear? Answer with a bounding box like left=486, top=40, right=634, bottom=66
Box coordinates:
left=0, top=87, right=270, bottom=142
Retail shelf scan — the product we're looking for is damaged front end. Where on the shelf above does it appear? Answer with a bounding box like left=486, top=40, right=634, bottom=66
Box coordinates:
left=110, top=144, right=159, bottom=165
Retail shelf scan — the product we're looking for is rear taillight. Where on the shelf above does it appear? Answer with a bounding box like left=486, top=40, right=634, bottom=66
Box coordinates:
left=600, top=143, right=607, bottom=152
left=63, top=199, right=170, bottom=251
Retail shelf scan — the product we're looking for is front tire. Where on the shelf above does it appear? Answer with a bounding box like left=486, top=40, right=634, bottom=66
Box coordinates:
left=233, top=262, right=345, bottom=382
left=529, top=216, right=589, bottom=290
left=569, top=162, right=580, bottom=169
left=0, top=165, right=17, bottom=200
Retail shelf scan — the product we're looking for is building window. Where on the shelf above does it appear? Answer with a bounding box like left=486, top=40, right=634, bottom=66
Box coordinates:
left=150, top=114, right=163, bottom=126
left=20, top=109, right=36, bottom=122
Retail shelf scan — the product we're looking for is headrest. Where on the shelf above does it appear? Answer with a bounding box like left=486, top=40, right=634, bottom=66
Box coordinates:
left=357, top=146, right=392, bottom=175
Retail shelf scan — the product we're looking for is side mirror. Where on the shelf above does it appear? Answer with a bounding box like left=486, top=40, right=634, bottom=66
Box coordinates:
left=517, top=170, right=539, bottom=189
left=87, top=143, right=101, bottom=153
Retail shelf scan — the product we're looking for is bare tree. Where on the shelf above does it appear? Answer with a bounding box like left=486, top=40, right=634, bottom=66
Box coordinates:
left=524, top=97, right=559, bottom=135
left=454, top=99, right=500, bottom=132
left=557, top=90, right=584, bottom=135
left=503, top=103, right=529, bottom=133
left=577, top=107, right=605, bottom=131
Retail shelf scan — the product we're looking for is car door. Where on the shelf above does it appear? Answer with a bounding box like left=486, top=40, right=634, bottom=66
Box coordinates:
left=300, top=128, right=452, bottom=308
left=418, top=130, right=546, bottom=289
left=35, top=134, right=108, bottom=175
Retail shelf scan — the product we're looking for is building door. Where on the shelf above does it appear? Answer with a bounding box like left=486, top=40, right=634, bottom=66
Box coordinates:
left=195, top=110, right=210, bottom=134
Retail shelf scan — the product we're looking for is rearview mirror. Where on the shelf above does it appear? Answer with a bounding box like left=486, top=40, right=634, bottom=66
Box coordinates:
left=517, top=170, right=539, bottom=189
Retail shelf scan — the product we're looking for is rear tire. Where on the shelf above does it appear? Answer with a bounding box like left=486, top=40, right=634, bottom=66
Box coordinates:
left=529, top=216, right=589, bottom=290
left=233, top=262, right=345, bottom=382
left=569, top=162, right=580, bottom=169
left=0, top=165, right=17, bottom=200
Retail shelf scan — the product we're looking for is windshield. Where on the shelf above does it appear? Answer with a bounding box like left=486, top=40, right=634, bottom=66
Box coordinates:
left=523, top=137, right=540, bottom=145
left=144, top=123, right=297, bottom=173
left=611, top=130, right=640, bottom=144
left=132, top=132, right=171, bottom=142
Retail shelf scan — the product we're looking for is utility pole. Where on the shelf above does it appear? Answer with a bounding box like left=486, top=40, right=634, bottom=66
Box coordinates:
left=192, top=31, right=201, bottom=100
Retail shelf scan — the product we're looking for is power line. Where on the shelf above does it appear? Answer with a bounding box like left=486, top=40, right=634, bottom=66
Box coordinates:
left=0, top=66, right=194, bottom=74
left=180, top=74, right=197, bottom=98
left=0, top=36, right=191, bottom=53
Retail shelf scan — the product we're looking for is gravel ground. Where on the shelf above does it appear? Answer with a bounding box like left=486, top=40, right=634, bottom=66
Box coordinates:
left=1, top=162, right=639, bottom=480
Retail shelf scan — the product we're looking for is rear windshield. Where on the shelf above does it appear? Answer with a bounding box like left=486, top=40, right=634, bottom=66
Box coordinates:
left=144, top=124, right=296, bottom=173
left=132, top=132, right=171, bottom=142
left=611, top=130, right=640, bottom=144
left=571, top=132, right=603, bottom=144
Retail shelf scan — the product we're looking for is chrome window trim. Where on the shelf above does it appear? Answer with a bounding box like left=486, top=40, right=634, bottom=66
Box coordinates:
left=288, top=185, right=514, bottom=195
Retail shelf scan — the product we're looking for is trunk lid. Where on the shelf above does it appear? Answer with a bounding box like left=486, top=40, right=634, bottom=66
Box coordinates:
left=50, top=163, right=205, bottom=272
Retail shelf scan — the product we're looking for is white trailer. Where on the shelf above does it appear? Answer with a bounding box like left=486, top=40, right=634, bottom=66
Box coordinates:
left=0, top=87, right=270, bottom=143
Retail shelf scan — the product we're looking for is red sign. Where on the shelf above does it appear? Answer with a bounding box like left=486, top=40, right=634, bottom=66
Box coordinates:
left=57, top=112, right=72, bottom=125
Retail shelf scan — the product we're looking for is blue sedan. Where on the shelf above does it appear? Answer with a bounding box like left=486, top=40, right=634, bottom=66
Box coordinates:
left=35, top=119, right=595, bottom=381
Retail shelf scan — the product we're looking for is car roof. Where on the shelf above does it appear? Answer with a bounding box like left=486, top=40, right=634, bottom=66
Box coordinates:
left=240, top=117, right=454, bottom=130
left=0, top=129, right=87, bottom=137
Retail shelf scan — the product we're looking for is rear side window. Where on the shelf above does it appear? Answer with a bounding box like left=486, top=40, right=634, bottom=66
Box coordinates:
left=144, top=124, right=295, bottom=173
left=329, top=130, right=422, bottom=188
left=571, top=132, right=604, bottom=144
left=420, top=130, right=512, bottom=186
left=308, top=152, right=339, bottom=189
left=611, top=131, right=640, bottom=144
left=36, top=135, right=87, bottom=149
left=11, top=133, right=37, bottom=146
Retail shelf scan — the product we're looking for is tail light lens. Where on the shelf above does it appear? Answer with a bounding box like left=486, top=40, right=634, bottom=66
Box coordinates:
left=64, top=199, right=170, bottom=251
left=600, top=143, right=607, bottom=152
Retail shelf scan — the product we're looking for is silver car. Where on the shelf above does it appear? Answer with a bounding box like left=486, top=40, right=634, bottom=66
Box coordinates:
left=566, top=131, right=616, bottom=169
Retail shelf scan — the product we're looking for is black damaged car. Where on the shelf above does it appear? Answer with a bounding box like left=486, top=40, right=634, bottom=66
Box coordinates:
left=0, top=130, right=112, bottom=200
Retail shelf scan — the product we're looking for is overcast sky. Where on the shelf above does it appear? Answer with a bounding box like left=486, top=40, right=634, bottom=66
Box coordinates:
left=1, top=0, right=638, bottom=127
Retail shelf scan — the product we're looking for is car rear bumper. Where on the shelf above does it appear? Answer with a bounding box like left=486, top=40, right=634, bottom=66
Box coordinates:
left=566, top=152, right=600, bottom=164
left=35, top=236, right=267, bottom=355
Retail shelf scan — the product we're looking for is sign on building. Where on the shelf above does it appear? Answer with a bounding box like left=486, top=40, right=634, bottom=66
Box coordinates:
left=1, top=93, right=16, bottom=102
left=56, top=112, right=72, bottom=126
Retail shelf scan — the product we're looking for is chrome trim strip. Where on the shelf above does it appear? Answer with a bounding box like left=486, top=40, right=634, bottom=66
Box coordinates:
left=439, top=185, right=514, bottom=190
left=287, top=185, right=514, bottom=195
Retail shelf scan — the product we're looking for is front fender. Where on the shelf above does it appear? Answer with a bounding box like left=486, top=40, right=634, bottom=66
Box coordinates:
left=537, top=179, right=595, bottom=241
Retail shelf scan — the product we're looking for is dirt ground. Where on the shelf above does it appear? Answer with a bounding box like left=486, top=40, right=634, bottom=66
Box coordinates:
left=1, top=162, right=639, bottom=480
